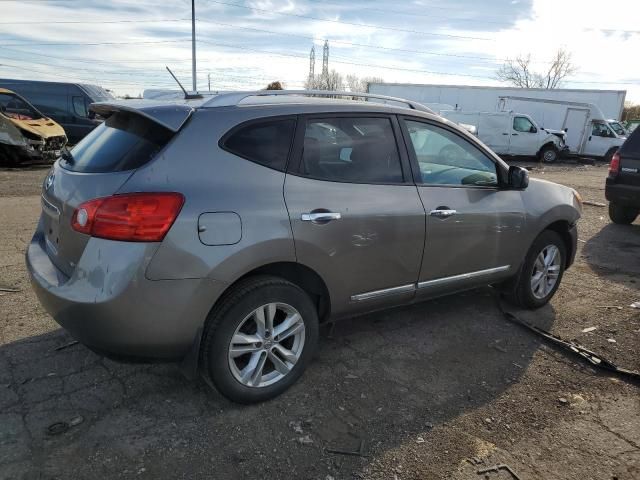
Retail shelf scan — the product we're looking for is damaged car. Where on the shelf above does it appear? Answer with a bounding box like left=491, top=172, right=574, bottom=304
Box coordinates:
left=0, top=88, right=67, bottom=165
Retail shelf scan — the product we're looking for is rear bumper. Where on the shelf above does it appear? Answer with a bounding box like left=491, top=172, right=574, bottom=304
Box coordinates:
left=26, top=230, right=226, bottom=360
left=605, top=179, right=640, bottom=208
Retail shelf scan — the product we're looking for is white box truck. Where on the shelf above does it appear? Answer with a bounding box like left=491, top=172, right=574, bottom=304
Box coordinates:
left=498, top=96, right=626, bottom=161
left=437, top=109, right=566, bottom=162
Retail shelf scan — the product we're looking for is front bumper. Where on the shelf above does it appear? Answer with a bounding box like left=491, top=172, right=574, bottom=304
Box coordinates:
left=26, top=228, right=225, bottom=360
left=567, top=224, right=578, bottom=268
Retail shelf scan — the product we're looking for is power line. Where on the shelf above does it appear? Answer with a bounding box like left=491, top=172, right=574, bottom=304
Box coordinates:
left=205, top=0, right=494, bottom=41
left=0, top=39, right=190, bottom=47
left=0, top=18, right=190, bottom=25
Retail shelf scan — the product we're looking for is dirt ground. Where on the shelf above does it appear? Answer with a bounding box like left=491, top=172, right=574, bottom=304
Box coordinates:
left=0, top=162, right=639, bottom=480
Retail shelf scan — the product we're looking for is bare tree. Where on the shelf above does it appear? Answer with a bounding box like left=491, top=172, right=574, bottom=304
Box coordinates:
left=305, top=70, right=344, bottom=91
left=345, top=74, right=384, bottom=93
left=497, top=49, right=577, bottom=89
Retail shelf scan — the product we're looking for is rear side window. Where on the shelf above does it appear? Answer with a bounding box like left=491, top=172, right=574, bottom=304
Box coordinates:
left=222, top=118, right=295, bottom=171
left=61, top=111, right=173, bottom=173
left=621, top=127, right=640, bottom=155
left=300, top=117, right=403, bottom=184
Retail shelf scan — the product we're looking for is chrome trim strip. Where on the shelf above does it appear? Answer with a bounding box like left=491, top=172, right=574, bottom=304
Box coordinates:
left=351, top=283, right=416, bottom=302
left=417, top=265, right=510, bottom=289
left=41, top=195, right=60, bottom=217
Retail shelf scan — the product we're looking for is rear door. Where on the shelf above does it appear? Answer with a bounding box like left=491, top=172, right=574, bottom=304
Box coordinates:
left=562, top=108, right=589, bottom=153
left=399, top=117, right=525, bottom=298
left=284, top=114, right=425, bottom=316
left=40, top=110, right=175, bottom=276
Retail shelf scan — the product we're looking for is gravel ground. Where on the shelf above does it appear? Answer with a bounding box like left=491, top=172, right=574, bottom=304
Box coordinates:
left=0, top=162, right=638, bottom=480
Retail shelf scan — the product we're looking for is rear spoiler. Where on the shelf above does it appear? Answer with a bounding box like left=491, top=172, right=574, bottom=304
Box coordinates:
left=90, top=100, right=194, bottom=132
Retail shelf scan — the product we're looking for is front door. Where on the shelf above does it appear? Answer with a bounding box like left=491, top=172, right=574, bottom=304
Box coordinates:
left=285, top=115, right=425, bottom=316
left=509, top=115, right=540, bottom=156
left=400, top=117, right=525, bottom=298
left=583, top=121, right=616, bottom=157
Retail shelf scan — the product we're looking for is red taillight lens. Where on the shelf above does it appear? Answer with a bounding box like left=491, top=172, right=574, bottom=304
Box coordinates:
left=609, top=152, right=621, bottom=176
left=72, top=193, right=184, bottom=242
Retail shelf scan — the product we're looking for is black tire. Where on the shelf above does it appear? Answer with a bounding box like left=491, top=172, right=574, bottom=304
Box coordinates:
left=609, top=202, right=639, bottom=225
left=507, top=230, right=566, bottom=309
left=604, top=147, right=618, bottom=164
left=200, top=275, right=319, bottom=403
left=539, top=144, right=559, bottom=163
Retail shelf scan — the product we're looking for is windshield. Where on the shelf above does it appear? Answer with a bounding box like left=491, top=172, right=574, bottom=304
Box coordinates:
left=0, top=92, right=43, bottom=120
left=609, top=121, right=626, bottom=136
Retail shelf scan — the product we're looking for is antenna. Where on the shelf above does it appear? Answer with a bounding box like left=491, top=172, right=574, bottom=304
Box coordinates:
left=166, top=66, right=203, bottom=100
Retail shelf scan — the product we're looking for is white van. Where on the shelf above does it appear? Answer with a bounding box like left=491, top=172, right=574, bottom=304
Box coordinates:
left=439, top=110, right=565, bottom=162
left=498, top=97, right=625, bottom=161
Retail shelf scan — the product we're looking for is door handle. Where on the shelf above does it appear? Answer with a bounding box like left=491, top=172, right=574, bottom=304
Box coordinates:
left=502, top=133, right=509, bottom=135
left=511, top=133, right=519, bottom=136
left=429, top=209, right=457, bottom=219
left=301, top=212, right=342, bottom=223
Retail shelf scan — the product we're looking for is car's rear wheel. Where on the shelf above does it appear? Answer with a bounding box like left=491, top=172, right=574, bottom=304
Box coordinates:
left=508, top=230, right=566, bottom=309
left=200, top=276, right=319, bottom=403
left=608, top=202, right=639, bottom=225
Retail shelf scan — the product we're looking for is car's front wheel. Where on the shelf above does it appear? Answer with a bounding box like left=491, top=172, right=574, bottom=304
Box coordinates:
left=540, top=144, right=559, bottom=163
left=609, top=202, right=639, bottom=225
left=200, top=276, right=319, bottom=403
left=508, top=230, right=566, bottom=309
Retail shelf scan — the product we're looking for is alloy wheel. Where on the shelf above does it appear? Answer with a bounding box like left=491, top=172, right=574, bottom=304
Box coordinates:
left=228, top=303, right=306, bottom=388
left=530, top=244, right=561, bottom=299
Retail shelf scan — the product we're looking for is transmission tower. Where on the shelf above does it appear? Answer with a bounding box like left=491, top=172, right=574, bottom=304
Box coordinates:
left=322, top=40, right=329, bottom=78
left=309, top=46, right=315, bottom=82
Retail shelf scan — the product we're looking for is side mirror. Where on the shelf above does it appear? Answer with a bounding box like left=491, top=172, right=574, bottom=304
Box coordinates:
left=530, top=126, right=537, bottom=133
left=508, top=165, right=529, bottom=190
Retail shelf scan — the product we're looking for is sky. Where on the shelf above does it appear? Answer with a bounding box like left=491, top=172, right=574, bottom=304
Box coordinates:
left=0, top=0, right=639, bottom=102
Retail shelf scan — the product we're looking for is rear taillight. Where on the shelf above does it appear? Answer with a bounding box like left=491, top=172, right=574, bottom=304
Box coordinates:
left=72, top=192, right=184, bottom=242
left=609, top=152, right=621, bottom=176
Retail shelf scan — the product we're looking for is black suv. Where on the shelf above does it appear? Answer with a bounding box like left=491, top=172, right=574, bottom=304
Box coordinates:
left=606, top=127, right=640, bottom=224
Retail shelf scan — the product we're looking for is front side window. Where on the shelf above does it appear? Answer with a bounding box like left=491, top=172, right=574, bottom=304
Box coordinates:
left=301, top=117, right=403, bottom=184
left=404, top=120, right=498, bottom=187
left=223, top=119, right=295, bottom=171
left=513, top=116, right=535, bottom=133
left=72, top=96, right=88, bottom=117
left=0, top=93, right=42, bottom=120
left=592, top=122, right=613, bottom=137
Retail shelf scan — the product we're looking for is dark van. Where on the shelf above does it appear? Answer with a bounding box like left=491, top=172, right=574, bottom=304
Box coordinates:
left=0, top=79, right=114, bottom=144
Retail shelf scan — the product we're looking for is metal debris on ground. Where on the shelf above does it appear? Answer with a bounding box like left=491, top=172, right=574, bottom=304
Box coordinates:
left=596, top=305, right=623, bottom=310
left=325, top=439, right=367, bottom=457
left=582, top=200, right=606, bottom=207
left=477, top=464, right=522, bottom=480
left=297, top=435, right=313, bottom=445
left=55, top=340, right=79, bottom=351
left=630, top=302, right=640, bottom=309
left=497, top=296, right=640, bottom=384
left=0, top=286, right=21, bottom=293
left=582, top=327, right=597, bottom=333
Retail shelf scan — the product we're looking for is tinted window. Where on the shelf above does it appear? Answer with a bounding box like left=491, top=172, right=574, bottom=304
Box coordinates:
left=620, top=127, right=640, bottom=155
left=513, top=116, right=535, bottom=133
left=72, top=96, right=88, bottom=117
left=404, top=120, right=497, bottom=187
left=592, top=122, right=612, bottom=137
left=223, top=119, right=295, bottom=171
left=301, top=117, right=403, bottom=183
left=61, top=112, right=173, bottom=173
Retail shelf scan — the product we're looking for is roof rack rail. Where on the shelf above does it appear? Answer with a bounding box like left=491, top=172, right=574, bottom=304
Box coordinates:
left=200, top=89, right=434, bottom=113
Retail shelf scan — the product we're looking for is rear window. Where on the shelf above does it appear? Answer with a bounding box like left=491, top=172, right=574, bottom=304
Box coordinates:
left=222, top=118, right=296, bottom=171
left=61, top=112, right=173, bottom=173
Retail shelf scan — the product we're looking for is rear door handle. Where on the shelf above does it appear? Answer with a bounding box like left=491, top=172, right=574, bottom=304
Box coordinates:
left=301, top=212, right=342, bottom=223
left=429, top=209, right=457, bottom=219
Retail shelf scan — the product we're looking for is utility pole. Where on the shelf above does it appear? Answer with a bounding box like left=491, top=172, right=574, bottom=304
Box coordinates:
left=208, top=73, right=211, bottom=92
left=308, top=46, right=315, bottom=83
left=191, top=0, right=197, bottom=92
left=322, top=40, right=329, bottom=78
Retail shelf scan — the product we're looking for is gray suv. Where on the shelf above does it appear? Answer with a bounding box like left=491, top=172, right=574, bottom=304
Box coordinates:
left=27, top=91, right=582, bottom=403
